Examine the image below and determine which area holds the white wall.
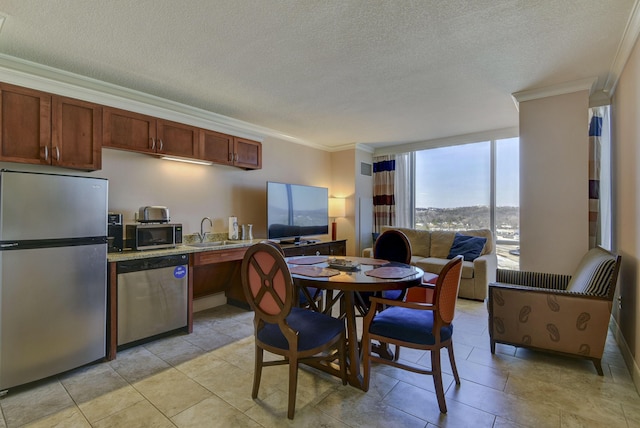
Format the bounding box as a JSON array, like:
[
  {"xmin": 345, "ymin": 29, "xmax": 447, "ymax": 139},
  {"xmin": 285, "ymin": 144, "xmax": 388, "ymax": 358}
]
[
  {"xmin": 612, "ymin": 31, "xmax": 640, "ymax": 387},
  {"xmin": 519, "ymin": 91, "xmax": 590, "ymax": 273}
]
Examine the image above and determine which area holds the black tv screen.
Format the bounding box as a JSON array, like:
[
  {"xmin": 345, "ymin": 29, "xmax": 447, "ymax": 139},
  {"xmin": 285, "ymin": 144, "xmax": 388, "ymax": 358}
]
[{"xmin": 267, "ymin": 181, "xmax": 329, "ymax": 242}]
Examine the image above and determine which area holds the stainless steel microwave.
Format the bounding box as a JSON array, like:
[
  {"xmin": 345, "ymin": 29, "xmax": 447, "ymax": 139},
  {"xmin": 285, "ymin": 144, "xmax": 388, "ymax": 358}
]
[{"xmin": 126, "ymin": 223, "xmax": 183, "ymax": 250}]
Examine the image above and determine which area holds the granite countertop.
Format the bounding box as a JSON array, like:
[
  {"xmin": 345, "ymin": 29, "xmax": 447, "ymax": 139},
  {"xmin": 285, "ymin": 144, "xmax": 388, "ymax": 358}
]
[{"xmin": 107, "ymin": 234, "xmax": 258, "ymax": 262}]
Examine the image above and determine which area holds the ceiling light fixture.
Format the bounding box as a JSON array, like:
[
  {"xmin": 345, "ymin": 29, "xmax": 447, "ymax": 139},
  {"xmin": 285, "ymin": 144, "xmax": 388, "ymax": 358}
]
[{"xmin": 160, "ymin": 156, "xmax": 213, "ymax": 166}]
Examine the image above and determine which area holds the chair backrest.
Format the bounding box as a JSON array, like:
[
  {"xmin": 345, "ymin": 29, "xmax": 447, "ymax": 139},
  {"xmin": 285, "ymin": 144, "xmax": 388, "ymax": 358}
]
[
  {"xmin": 434, "ymin": 255, "xmax": 463, "ymax": 324},
  {"xmin": 373, "ymin": 229, "xmax": 412, "ymax": 264},
  {"xmin": 241, "ymin": 242, "xmax": 295, "ymax": 324},
  {"xmin": 565, "ymin": 246, "xmax": 621, "ymax": 299},
  {"xmin": 260, "ymin": 239, "xmax": 286, "ymax": 256}
]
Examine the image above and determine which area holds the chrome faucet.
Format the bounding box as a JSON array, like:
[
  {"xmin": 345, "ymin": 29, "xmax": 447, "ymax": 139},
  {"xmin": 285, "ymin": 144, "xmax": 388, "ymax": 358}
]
[{"xmin": 199, "ymin": 217, "xmax": 212, "ymax": 242}]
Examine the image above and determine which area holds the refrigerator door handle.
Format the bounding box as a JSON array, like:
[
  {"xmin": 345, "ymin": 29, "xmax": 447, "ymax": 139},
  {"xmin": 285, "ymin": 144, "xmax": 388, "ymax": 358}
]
[{"xmin": 0, "ymin": 242, "xmax": 18, "ymax": 248}]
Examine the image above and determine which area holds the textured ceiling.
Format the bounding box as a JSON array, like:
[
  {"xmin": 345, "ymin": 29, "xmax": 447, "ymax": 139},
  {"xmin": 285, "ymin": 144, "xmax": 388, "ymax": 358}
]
[{"xmin": 0, "ymin": 1, "xmax": 635, "ymax": 150}]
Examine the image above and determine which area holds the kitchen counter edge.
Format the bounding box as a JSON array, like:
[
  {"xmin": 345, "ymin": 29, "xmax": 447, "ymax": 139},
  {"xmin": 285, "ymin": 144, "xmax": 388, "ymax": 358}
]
[{"xmin": 107, "ymin": 240, "xmax": 256, "ymax": 262}]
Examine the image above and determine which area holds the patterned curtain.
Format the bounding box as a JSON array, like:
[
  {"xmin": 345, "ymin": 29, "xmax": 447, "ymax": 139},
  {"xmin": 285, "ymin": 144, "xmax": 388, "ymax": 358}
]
[
  {"xmin": 588, "ymin": 108, "xmax": 602, "ymax": 249},
  {"xmin": 373, "ymin": 155, "xmax": 396, "ymax": 232},
  {"xmin": 394, "ymin": 152, "xmax": 412, "ymax": 228}
]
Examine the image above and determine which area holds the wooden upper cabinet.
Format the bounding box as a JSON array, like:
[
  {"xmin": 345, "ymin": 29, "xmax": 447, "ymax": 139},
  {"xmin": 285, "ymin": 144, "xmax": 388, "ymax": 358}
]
[
  {"xmin": 156, "ymin": 119, "xmax": 198, "ymax": 158},
  {"xmin": 233, "ymin": 137, "xmax": 262, "ymax": 169},
  {"xmin": 104, "ymin": 108, "xmax": 198, "ymax": 159},
  {"xmin": 52, "ymin": 96, "xmax": 102, "ymax": 171},
  {"xmin": 0, "ymin": 83, "xmax": 52, "ymax": 166},
  {"xmin": 200, "ymin": 129, "xmax": 234, "ymax": 165},
  {"xmin": 103, "ymin": 107, "xmax": 156, "ymax": 153},
  {"xmin": 0, "ymin": 83, "xmax": 101, "ymax": 171},
  {"xmin": 199, "ymin": 131, "xmax": 261, "ymax": 169}
]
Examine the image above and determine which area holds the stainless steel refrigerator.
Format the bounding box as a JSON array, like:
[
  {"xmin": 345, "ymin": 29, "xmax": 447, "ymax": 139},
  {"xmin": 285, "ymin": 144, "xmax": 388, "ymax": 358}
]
[{"xmin": 0, "ymin": 170, "xmax": 108, "ymax": 390}]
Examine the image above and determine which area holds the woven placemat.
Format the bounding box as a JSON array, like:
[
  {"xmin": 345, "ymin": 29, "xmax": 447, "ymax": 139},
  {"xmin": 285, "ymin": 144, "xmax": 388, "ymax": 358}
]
[
  {"xmin": 287, "ymin": 256, "xmax": 328, "ymax": 265},
  {"xmin": 364, "ymin": 266, "xmax": 417, "ymax": 279},
  {"xmin": 290, "ymin": 265, "xmax": 340, "ymax": 277}
]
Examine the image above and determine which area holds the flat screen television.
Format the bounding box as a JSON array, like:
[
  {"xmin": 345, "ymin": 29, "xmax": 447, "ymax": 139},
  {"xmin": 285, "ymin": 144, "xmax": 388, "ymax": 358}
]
[{"xmin": 266, "ymin": 181, "xmax": 329, "ymax": 243}]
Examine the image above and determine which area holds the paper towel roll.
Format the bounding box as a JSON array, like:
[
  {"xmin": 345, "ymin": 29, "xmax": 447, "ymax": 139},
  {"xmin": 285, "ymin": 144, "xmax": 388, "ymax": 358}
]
[{"xmin": 228, "ymin": 216, "xmax": 238, "ymax": 240}]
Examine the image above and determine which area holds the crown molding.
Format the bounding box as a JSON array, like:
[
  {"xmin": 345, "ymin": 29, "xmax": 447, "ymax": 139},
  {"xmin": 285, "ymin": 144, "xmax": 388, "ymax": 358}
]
[
  {"xmin": 605, "ymin": 0, "xmax": 640, "ymax": 96},
  {"xmin": 372, "ymin": 127, "xmax": 519, "ymax": 156},
  {"xmin": 0, "ymin": 53, "xmax": 331, "ymax": 150},
  {"xmin": 511, "ymin": 77, "xmax": 597, "ymax": 110}
]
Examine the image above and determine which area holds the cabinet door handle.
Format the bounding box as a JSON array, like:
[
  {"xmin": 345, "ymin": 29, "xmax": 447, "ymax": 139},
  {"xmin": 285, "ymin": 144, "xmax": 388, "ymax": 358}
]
[
  {"xmin": 159, "ymin": 139, "xmax": 163, "ymax": 151},
  {"xmin": 234, "ymin": 153, "xmax": 238, "ymax": 162},
  {"xmin": 53, "ymin": 146, "xmax": 60, "ymax": 161},
  {"xmin": 150, "ymin": 138, "xmax": 156, "ymax": 150},
  {"xmin": 44, "ymin": 146, "xmax": 48, "ymax": 161}
]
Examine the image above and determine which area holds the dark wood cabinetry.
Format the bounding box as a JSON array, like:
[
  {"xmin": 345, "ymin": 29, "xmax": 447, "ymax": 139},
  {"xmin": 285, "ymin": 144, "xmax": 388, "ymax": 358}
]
[
  {"xmin": 192, "ymin": 247, "xmax": 248, "ymax": 301},
  {"xmin": 0, "ymin": 83, "xmax": 101, "ymax": 171},
  {"xmin": 281, "ymin": 240, "xmax": 347, "ymax": 257},
  {"xmin": 103, "ymin": 108, "xmax": 198, "ymax": 159},
  {"xmin": 199, "ymin": 130, "xmax": 262, "ymax": 169},
  {"xmin": 233, "ymin": 137, "xmax": 262, "ymax": 169},
  {"xmin": 105, "ymin": 107, "xmax": 260, "ymax": 169},
  {"xmin": 52, "ymin": 96, "xmax": 102, "ymax": 170},
  {"xmin": 103, "ymin": 108, "xmax": 156, "ymax": 153},
  {"xmin": 200, "ymin": 128, "xmax": 234, "ymax": 165},
  {"xmin": 1, "ymin": 82, "xmax": 260, "ymax": 171}
]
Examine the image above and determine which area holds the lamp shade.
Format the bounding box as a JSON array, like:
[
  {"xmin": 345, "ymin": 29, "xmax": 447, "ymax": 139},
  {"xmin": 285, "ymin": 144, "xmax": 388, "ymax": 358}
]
[{"xmin": 329, "ymin": 197, "xmax": 346, "ymax": 218}]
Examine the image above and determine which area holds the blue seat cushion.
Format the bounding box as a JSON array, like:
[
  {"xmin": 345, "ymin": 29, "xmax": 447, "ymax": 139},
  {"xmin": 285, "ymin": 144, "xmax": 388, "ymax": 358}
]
[
  {"xmin": 369, "ymin": 306, "xmax": 452, "ymax": 345},
  {"xmin": 382, "ymin": 289, "xmax": 403, "ymax": 300},
  {"xmin": 258, "ymin": 307, "xmax": 343, "ymax": 351}
]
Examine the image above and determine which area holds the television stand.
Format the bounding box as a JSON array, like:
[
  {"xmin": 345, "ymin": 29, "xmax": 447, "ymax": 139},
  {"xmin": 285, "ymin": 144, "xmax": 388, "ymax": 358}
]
[
  {"xmin": 280, "ymin": 239, "xmax": 346, "ymax": 257},
  {"xmin": 278, "ymin": 237, "xmax": 320, "ymax": 245}
]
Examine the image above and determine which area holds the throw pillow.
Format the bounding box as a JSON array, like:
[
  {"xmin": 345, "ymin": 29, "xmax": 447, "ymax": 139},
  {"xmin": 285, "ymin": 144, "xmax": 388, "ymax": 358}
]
[{"xmin": 448, "ymin": 233, "xmax": 487, "ymax": 262}]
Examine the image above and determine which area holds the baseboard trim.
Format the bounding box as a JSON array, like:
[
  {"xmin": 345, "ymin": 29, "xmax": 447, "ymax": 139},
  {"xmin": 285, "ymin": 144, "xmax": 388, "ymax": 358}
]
[
  {"xmin": 193, "ymin": 293, "xmax": 227, "ymax": 312},
  {"xmin": 610, "ymin": 316, "xmax": 640, "ymax": 391}
]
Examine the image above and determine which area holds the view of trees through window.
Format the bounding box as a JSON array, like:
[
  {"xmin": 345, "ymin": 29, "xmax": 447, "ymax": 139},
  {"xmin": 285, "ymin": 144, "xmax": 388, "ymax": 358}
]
[{"xmin": 414, "ymin": 138, "xmax": 519, "ymax": 269}]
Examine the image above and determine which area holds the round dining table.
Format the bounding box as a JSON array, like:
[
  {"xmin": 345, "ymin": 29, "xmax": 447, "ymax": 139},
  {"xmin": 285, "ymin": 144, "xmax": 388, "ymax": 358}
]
[{"xmin": 286, "ymin": 255, "xmax": 424, "ymax": 390}]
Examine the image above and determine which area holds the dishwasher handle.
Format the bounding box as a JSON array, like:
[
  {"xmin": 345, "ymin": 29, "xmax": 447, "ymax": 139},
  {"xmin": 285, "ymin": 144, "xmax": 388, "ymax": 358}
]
[{"xmin": 117, "ymin": 254, "xmax": 188, "ymax": 274}]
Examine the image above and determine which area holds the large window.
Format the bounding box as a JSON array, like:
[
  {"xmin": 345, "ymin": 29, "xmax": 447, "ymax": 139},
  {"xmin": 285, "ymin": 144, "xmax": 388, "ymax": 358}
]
[{"xmin": 413, "ymin": 138, "xmax": 519, "ymax": 269}]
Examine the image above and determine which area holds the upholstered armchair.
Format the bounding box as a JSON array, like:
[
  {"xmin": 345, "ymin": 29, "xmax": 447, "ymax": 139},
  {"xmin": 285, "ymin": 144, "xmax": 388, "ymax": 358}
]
[{"xmin": 487, "ymin": 246, "xmax": 621, "ymax": 375}]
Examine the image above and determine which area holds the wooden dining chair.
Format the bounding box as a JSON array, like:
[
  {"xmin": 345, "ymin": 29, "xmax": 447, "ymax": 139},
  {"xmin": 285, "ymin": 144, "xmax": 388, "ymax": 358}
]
[
  {"xmin": 241, "ymin": 242, "xmax": 347, "ymax": 419},
  {"xmin": 260, "ymin": 240, "xmax": 323, "ymax": 311},
  {"xmin": 362, "ymin": 255, "xmax": 464, "ymax": 413},
  {"xmin": 355, "ymin": 229, "xmax": 413, "ymax": 314}
]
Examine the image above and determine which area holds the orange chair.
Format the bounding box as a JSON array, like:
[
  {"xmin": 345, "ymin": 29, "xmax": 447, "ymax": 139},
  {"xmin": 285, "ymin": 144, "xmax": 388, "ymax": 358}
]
[
  {"xmin": 362, "ymin": 255, "xmax": 464, "ymax": 413},
  {"xmin": 260, "ymin": 240, "xmax": 323, "ymax": 311},
  {"xmin": 241, "ymin": 242, "xmax": 347, "ymax": 419}
]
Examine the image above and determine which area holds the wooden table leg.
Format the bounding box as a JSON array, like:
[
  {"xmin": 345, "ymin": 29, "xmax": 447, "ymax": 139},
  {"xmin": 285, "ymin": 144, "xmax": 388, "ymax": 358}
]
[{"xmin": 343, "ymin": 290, "xmax": 364, "ymax": 389}]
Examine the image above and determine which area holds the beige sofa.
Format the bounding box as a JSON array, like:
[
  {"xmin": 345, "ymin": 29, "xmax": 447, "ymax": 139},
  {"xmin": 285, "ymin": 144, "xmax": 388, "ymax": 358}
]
[{"xmin": 363, "ymin": 226, "xmax": 497, "ymax": 301}]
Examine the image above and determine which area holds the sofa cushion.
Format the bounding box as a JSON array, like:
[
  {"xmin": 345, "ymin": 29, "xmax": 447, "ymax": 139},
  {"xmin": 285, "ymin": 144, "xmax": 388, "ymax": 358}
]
[
  {"xmin": 448, "ymin": 233, "xmax": 487, "ymax": 261},
  {"xmin": 430, "ymin": 231, "xmax": 456, "ymax": 258},
  {"xmin": 381, "ymin": 226, "xmax": 431, "ymax": 257},
  {"xmin": 415, "ymin": 257, "xmax": 475, "ymax": 279},
  {"xmin": 566, "ymin": 247, "xmax": 618, "ymax": 296}
]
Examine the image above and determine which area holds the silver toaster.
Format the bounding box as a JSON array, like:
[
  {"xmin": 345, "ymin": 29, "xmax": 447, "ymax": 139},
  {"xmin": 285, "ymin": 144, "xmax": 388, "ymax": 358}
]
[{"xmin": 138, "ymin": 206, "xmax": 170, "ymax": 223}]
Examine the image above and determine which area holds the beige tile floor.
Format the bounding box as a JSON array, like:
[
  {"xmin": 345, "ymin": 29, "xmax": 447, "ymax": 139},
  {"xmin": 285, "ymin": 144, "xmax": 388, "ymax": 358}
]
[{"xmin": 1, "ymin": 299, "xmax": 638, "ymax": 427}]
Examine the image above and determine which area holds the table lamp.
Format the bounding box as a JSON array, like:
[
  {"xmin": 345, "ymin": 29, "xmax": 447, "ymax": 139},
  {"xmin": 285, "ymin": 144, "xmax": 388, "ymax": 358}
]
[{"xmin": 329, "ymin": 197, "xmax": 346, "ymax": 241}]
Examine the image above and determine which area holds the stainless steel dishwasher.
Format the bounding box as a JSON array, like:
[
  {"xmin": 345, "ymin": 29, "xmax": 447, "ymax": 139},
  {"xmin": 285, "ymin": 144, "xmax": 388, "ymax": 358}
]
[{"xmin": 117, "ymin": 253, "xmax": 188, "ymax": 347}]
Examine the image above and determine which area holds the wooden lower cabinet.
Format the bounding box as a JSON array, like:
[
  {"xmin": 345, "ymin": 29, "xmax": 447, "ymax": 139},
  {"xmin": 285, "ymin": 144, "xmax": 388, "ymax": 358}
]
[
  {"xmin": 281, "ymin": 240, "xmax": 347, "ymax": 257},
  {"xmin": 192, "ymin": 247, "xmax": 249, "ymax": 306}
]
